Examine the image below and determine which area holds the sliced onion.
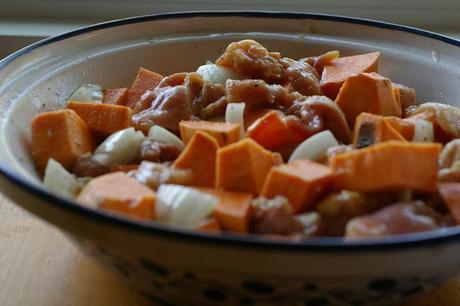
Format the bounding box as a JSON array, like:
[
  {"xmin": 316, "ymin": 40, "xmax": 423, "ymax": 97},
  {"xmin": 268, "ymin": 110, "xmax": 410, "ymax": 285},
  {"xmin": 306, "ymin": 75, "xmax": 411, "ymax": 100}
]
[
  {"xmin": 156, "ymin": 184, "xmax": 218, "ymax": 229},
  {"xmin": 405, "ymin": 118, "xmax": 434, "ymax": 142},
  {"xmin": 148, "ymin": 125, "xmax": 185, "ymax": 150},
  {"xmin": 225, "ymin": 102, "xmax": 245, "ymax": 138},
  {"xmin": 93, "ymin": 127, "xmax": 145, "ymax": 167},
  {"xmin": 68, "ymin": 83, "xmax": 103, "ymax": 103},
  {"xmin": 43, "ymin": 159, "xmax": 80, "ymax": 199},
  {"xmin": 288, "ymin": 130, "xmax": 339, "ymax": 163},
  {"xmin": 196, "ymin": 63, "xmax": 245, "ymax": 85}
]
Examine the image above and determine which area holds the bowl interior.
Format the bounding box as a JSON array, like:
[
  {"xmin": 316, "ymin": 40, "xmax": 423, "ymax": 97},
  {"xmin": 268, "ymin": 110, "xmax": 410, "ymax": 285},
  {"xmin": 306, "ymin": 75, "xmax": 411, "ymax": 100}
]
[{"xmin": 1, "ymin": 12, "xmax": 460, "ymax": 233}]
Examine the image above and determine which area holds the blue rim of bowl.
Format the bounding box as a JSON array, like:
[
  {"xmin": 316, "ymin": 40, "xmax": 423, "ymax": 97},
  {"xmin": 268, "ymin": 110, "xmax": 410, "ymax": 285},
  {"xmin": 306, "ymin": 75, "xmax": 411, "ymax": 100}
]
[{"xmin": 1, "ymin": 11, "xmax": 460, "ymax": 251}]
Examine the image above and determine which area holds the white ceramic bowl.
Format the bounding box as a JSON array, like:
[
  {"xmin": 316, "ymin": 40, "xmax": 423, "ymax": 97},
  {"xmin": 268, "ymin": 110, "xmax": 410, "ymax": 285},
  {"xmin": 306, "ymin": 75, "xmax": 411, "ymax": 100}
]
[{"xmin": 1, "ymin": 12, "xmax": 460, "ymax": 306}]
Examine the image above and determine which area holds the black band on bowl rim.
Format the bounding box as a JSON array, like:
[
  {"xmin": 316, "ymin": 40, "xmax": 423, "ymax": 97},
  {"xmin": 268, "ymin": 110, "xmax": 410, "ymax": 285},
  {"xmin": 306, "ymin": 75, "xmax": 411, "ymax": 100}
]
[{"xmin": 1, "ymin": 11, "xmax": 460, "ymax": 252}]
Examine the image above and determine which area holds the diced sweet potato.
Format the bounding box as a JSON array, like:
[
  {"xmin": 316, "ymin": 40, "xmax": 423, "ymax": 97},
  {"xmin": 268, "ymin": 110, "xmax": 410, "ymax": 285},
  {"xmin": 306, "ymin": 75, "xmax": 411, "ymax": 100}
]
[
  {"xmin": 179, "ymin": 120, "xmax": 240, "ymax": 147},
  {"xmin": 125, "ymin": 67, "xmax": 163, "ymax": 108},
  {"xmin": 246, "ymin": 110, "xmax": 305, "ymax": 150},
  {"xmin": 173, "ymin": 131, "xmax": 219, "ymax": 187},
  {"xmin": 102, "ymin": 87, "xmax": 129, "ymax": 105},
  {"xmin": 335, "ymin": 72, "xmax": 402, "ymax": 126},
  {"xmin": 31, "ymin": 109, "xmax": 95, "ymax": 172},
  {"xmin": 383, "ymin": 116, "xmax": 415, "ymax": 140},
  {"xmin": 67, "ymin": 101, "xmax": 132, "ymax": 134},
  {"xmin": 353, "ymin": 113, "xmax": 406, "ymax": 148},
  {"xmin": 216, "ymin": 138, "xmax": 274, "ymax": 195},
  {"xmin": 200, "ymin": 188, "xmax": 253, "ymax": 233},
  {"xmin": 77, "ymin": 172, "xmax": 156, "ymax": 219},
  {"xmin": 261, "ymin": 160, "xmax": 334, "ymax": 213},
  {"xmin": 437, "ymin": 182, "xmax": 460, "ymax": 225},
  {"xmin": 321, "ymin": 52, "xmax": 380, "ymax": 99},
  {"xmin": 330, "ymin": 141, "xmax": 442, "ymax": 192},
  {"xmin": 244, "ymin": 108, "xmax": 272, "ymax": 129}
]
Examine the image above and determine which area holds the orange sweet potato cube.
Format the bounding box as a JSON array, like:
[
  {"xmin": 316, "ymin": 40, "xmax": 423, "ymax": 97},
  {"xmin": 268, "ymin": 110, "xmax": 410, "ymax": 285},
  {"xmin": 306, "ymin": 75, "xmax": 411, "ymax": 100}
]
[
  {"xmin": 31, "ymin": 109, "xmax": 95, "ymax": 172},
  {"xmin": 125, "ymin": 67, "xmax": 163, "ymax": 108},
  {"xmin": 180, "ymin": 120, "xmax": 240, "ymax": 147},
  {"xmin": 77, "ymin": 172, "xmax": 156, "ymax": 219},
  {"xmin": 102, "ymin": 87, "xmax": 129, "ymax": 105},
  {"xmin": 173, "ymin": 131, "xmax": 219, "ymax": 187},
  {"xmin": 383, "ymin": 116, "xmax": 414, "ymax": 141},
  {"xmin": 321, "ymin": 52, "xmax": 380, "ymax": 99},
  {"xmin": 330, "ymin": 142, "xmax": 441, "ymax": 192},
  {"xmin": 67, "ymin": 101, "xmax": 132, "ymax": 134},
  {"xmin": 353, "ymin": 113, "xmax": 406, "ymax": 148},
  {"xmin": 201, "ymin": 188, "xmax": 253, "ymax": 233},
  {"xmin": 261, "ymin": 160, "xmax": 334, "ymax": 213},
  {"xmin": 216, "ymin": 138, "xmax": 274, "ymax": 195},
  {"xmin": 335, "ymin": 72, "xmax": 401, "ymax": 127}
]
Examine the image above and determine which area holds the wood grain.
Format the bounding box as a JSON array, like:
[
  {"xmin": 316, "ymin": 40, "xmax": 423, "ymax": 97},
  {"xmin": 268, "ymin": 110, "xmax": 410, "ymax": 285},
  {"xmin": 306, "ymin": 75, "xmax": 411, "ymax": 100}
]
[{"xmin": 0, "ymin": 192, "xmax": 459, "ymax": 306}]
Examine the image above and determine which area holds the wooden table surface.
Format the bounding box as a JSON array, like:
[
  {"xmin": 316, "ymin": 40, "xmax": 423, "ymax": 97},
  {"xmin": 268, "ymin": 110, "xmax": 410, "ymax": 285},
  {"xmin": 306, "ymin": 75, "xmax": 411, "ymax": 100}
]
[{"xmin": 0, "ymin": 193, "xmax": 459, "ymax": 306}]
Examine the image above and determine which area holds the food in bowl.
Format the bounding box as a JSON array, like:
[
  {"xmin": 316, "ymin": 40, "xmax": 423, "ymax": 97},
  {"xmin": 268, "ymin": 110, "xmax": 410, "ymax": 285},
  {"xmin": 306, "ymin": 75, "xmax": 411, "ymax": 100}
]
[{"xmin": 30, "ymin": 39, "xmax": 460, "ymax": 239}]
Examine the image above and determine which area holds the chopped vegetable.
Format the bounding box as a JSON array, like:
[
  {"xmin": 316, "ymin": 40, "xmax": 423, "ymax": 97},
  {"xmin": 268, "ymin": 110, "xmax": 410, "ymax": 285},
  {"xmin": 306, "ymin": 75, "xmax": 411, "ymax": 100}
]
[
  {"xmin": 77, "ymin": 172, "xmax": 156, "ymax": 219},
  {"xmin": 125, "ymin": 67, "xmax": 163, "ymax": 108},
  {"xmin": 173, "ymin": 131, "xmax": 219, "ymax": 187},
  {"xmin": 353, "ymin": 113, "xmax": 406, "ymax": 148},
  {"xmin": 156, "ymin": 184, "xmax": 218, "ymax": 229},
  {"xmin": 321, "ymin": 52, "xmax": 380, "ymax": 99},
  {"xmin": 196, "ymin": 63, "xmax": 245, "ymax": 85},
  {"xmin": 92, "ymin": 127, "xmax": 144, "ymax": 167},
  {"xmin": 383, "ymin": 116, "xmax": 415, "ymax": 140},
  {"xmin": 262, "ymin": 159, "xmax": 335, "ymax": 213},
  {"xmin": 216, "ymin": 138, "xmax": 275, "ymax": 195},
  {"xmin": 179, "ymin": 120, "xmax": 240, "ymax": 147},
  {"xmin": 43, "ymin": 159, "xmax": 80, "ymax": 199},
  {"xmin": 225, "ymin": 102, "xmax": 246, "ymax": 138},
  {"xmin": 67, "ymin": 101, "xmax": 132, "ymax": 134},
  {"xmin": 201, "ymin": 188, "xmax": 253, "ymax": 233},
  {"xmin": 405, "ymin": 118, "xmax": 434, "ymax": 142},
  {"xmin": 407, "ymin": 102, "xmax": 460, "ymax": 143},
  {"xmin": 288, "ymin": 130, "xmax": 339, "ymax": 163},
  {"xmin": 102, "ymin": 87, "xmax": 129, "ymax": 105},
  {"xmin": 148, "ymin": 125, "xmax": 185, "ymax": 150},
  {"xmin": 247, "ymin": 110, "xmax": 305, "ymax": 150},
  {"xmin": 331, "ymin": 141, "xmax": 442, "ymax": 192},
  {"xmin": 68, "ymin": 83, "xmax": 103, "ymax": 103},
  {"xmin": 335, "ymin": 72, "xmax": 402, "ymax": 126},
  {"xmin": 31, "ymin": 109, "xmax": 95, "ymax": 172}
]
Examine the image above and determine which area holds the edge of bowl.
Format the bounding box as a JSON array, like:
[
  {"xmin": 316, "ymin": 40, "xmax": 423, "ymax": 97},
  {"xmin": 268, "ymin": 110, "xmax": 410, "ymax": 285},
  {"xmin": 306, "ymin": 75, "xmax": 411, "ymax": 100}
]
[{"xmin": 1, "ymin": 10, "xmax": 460, "ymax": 252}]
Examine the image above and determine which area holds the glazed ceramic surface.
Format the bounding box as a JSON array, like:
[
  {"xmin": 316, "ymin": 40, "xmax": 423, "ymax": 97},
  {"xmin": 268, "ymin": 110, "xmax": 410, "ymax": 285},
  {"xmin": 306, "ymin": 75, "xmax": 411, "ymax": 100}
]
[{"xmin": 1, "ymin": 12, "xmax": 460, "ymax": 306}]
